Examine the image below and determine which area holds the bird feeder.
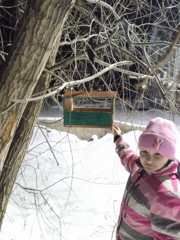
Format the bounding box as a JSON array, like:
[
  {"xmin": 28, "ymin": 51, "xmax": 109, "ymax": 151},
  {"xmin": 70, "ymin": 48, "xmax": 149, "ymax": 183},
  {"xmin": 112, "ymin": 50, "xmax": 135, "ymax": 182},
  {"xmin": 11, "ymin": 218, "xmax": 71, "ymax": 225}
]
[{"xmin": 63, "ymin": 90, "xmax": 117, "ymax": 128}]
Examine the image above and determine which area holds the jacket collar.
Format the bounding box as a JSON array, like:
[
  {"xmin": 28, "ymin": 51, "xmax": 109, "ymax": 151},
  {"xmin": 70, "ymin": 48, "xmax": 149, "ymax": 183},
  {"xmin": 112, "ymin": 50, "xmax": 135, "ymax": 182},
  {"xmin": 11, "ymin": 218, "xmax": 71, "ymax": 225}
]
[
  {"xmin": 137, "ymin": 159, "xmax": 179, "ymax": 177},
  {"xmin": 153, "ymin": 159, "xmax": 179, "ymax": 177}
]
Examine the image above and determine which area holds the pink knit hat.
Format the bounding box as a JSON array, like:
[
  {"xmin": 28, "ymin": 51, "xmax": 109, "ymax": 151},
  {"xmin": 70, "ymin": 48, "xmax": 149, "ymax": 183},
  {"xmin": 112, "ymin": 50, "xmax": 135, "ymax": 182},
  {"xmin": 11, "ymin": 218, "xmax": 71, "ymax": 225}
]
[{"xmin": 138, "ymin": 117, "xmax": 177, "ymax": 159}]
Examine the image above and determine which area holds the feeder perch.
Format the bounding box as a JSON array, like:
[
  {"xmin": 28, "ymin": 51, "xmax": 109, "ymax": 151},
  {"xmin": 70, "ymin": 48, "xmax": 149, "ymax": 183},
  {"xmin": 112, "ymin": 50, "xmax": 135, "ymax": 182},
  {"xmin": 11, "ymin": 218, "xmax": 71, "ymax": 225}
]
[{"xmin": 63, "ymin": 90, "xmax": 117, "ymax": 128}]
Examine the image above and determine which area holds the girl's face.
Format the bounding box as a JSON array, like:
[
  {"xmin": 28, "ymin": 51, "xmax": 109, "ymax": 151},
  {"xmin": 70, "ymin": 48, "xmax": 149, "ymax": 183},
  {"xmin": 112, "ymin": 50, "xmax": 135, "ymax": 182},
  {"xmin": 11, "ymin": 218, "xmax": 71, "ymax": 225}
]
[{"xmin": 139, "ymin": 150, "xmax": 169, "ymax": 173}]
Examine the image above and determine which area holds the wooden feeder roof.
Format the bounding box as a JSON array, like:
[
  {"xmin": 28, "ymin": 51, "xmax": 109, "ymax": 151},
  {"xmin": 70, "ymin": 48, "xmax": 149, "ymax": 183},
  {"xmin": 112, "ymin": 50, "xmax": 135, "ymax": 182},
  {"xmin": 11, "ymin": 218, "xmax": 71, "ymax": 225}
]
[{"xmin": 64, "ymin": 90, "xmax": 117, "ymax": 98}]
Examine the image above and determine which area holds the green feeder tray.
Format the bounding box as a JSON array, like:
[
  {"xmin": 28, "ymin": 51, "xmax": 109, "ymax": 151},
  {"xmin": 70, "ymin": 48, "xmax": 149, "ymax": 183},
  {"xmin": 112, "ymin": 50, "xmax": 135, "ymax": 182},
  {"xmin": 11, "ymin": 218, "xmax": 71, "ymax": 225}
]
[{"xmin": 63, "ymin": 90, "xmax": 117, "ymax": 128}]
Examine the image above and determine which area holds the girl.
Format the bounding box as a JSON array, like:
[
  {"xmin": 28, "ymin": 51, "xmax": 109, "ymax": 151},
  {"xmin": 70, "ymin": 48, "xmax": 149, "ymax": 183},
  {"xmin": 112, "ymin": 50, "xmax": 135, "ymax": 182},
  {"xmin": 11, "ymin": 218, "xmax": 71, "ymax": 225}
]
[{"xmin": 113, "ymin": 117, "xmax": 180, "ymax": 240}]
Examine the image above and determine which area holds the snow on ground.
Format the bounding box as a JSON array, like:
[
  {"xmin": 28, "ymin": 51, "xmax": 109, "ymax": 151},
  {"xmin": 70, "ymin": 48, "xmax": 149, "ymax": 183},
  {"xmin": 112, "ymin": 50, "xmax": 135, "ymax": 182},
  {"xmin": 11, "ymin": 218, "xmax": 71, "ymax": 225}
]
[
  {"xmin": 1, "ymin": 126, "xmax": 142, "ymax": 240},
  {"xmin": 1, "ymin": 112, "xmax": 180, "ymax": 240}
]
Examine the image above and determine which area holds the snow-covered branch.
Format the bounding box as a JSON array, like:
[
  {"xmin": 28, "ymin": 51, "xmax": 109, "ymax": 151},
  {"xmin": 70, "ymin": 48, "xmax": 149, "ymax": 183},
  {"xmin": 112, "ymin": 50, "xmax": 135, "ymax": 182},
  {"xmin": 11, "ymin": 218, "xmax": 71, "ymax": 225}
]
[{"xmin": 12, "ymin": 61, "xmax": 128, "ymax": 103}]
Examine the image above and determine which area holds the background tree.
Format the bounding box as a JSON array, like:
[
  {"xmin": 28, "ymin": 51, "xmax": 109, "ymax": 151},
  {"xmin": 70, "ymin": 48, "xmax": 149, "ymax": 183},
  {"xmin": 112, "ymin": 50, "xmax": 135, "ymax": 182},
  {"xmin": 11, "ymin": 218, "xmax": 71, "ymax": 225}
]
[{"xmin": 45, "ymin": 0, "xmax": 180, "ymax": 111}]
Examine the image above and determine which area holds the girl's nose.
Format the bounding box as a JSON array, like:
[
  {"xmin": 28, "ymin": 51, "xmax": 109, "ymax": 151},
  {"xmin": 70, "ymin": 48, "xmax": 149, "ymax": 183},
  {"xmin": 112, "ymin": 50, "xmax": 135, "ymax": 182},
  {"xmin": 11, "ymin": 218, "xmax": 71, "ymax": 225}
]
[{"xmin": 145, "ymin": 155, "xmax": 153, "ymax": 163}]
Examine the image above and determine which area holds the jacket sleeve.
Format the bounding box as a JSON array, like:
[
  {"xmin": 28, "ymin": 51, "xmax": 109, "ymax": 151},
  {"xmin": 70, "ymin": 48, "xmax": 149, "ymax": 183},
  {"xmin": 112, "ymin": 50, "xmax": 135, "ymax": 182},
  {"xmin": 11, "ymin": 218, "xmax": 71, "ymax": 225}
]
[
  {"xmin": 114, "ymin": 135, "xmax": 139, "ymax": 173},
  {"xmin": 150, "ymin": 181, "xmax": 180, "ymax": 240}
]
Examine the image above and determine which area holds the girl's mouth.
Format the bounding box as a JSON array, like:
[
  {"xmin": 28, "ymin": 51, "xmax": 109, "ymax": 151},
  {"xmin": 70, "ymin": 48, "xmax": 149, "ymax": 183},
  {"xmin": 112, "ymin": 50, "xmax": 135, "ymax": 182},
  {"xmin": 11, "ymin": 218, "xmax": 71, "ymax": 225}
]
[{"xmin": 144, "ymin": 164, "xmax": 153, "ymax": 170}]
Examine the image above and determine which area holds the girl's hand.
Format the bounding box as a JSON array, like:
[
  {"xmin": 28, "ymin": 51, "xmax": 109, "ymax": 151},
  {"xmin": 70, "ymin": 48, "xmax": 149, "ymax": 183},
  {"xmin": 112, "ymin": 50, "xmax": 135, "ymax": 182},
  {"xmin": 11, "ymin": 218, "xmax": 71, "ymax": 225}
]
[{"xmin": 112, "ymin": 124, "xmax": 121, "ymax": 136}]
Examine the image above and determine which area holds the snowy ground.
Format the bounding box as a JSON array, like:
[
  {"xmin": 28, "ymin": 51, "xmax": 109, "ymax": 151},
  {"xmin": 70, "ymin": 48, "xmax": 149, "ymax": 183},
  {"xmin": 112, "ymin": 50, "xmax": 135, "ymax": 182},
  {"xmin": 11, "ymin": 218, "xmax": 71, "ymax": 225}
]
[
  {"xmin": 1, "ymin": 110, "xmax": 180, "ymax": 240},
  {"xmin": 1, "ymin": 126, "xmax": 142, "ymax": 240}
]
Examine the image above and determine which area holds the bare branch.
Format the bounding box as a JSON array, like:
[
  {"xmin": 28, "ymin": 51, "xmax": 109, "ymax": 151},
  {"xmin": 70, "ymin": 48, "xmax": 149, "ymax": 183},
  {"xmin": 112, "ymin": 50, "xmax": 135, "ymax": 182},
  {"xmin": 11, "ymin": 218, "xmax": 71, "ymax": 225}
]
[
  {"xmin": 84, "ymin": 0, "xmax": 120, "ymax": 20},
  {"xmin": 95, "ymin": 59, "xmax": 154, "ymax": 79},
  {"xmin": 12, "ymin": 61, "xmax": 131, "ymax": 103}
]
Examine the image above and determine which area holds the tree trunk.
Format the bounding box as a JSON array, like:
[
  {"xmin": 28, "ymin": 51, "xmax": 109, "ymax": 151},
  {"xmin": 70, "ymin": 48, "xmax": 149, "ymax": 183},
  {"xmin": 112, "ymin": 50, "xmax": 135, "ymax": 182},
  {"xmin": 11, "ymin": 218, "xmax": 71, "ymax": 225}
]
[
  {"xmin": 0, "ymin": 0, "xmax": 75, "ymax": 170},
  {"xmin": 0, "ymin": 36, "xmax": 61, "ymax": 228},
  {"xmin": 0, "ymin": 0, "xmax": 76, "ymax": 227},
  {"xmin": 0, "ymin": 76, "xmax": 46, "ymax": 228}
]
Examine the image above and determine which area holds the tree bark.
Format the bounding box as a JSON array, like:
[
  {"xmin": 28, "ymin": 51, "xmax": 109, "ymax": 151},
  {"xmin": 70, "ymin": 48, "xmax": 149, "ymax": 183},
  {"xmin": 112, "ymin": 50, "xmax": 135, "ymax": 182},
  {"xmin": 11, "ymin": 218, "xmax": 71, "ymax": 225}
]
[
  {"xmin": 0, "ymin": 0, "xmax": 75, "ymax": 170},
  {"xmin": 0, "ymin": 33, "xmax": 62, "ymax": 228}
]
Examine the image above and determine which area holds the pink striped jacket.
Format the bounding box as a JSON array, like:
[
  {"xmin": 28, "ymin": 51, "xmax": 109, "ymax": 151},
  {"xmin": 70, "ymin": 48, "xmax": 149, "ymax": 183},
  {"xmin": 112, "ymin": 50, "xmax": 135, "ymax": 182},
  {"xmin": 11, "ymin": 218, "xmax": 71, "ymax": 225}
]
[{"xmin": 115, "ymin": 135, "xmax": 180, "ymax": 240}]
